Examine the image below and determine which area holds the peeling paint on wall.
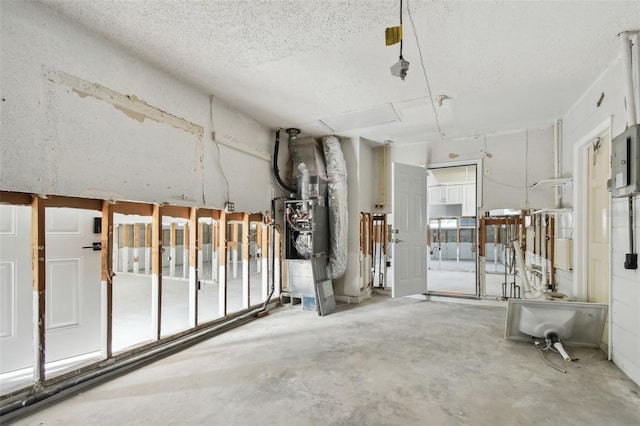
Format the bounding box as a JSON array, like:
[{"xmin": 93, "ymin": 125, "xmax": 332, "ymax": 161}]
[{"xmin": 45, "ymin": 67, "xmax": 203, "ymax": 137}]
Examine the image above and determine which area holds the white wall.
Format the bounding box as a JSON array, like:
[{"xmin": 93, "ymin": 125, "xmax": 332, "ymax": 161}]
[
  {"xmin": 561, "ymin": 49, "xmax": 640, "ymax": 385},
  {"xmin": 0, "ymin": 1, "xmax": 274, "ymax": 213},
  {"xmin": 358, "ymin": 139, "xmax": 375, "ymax": 213},
  {"xmin": 389, "ymin": 128, "xmax": 555, "ymax": 211}
]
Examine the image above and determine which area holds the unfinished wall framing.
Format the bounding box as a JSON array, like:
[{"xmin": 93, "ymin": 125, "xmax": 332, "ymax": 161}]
[{"xmin": 0, "ymin": 190, "xmax": 276, "ymax": 415}]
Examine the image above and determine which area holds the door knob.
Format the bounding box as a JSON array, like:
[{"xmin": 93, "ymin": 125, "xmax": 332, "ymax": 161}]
[{"xmin": 82, "ymin": 242, "xmax": 102, "ymax": 251}]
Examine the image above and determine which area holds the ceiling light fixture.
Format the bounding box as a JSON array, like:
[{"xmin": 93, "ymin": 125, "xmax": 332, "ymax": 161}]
[{"xmin": 386, "ymin": 0, "xmax": 409, "ymax": 80}]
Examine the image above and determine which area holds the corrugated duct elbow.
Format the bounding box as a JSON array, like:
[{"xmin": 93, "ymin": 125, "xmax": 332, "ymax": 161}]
[{"xmin": 322, "ymin": 135, "xmax": 348, "ymax": 279}]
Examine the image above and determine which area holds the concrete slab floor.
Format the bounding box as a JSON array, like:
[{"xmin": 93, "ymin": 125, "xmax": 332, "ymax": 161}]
[{"xmin": 8, "ymin": 296, "xmax": 640, "ymax": 425}]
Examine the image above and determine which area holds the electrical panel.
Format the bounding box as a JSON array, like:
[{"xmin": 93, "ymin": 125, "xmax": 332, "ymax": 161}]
[{"xmin": 611, "ymin": 124, "xmax": 640, "ymax": 198}]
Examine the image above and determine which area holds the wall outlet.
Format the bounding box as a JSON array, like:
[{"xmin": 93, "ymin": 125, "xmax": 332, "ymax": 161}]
[{"xmin": 225, "ymin": 202, "xmax": 235, "ymax": 212}]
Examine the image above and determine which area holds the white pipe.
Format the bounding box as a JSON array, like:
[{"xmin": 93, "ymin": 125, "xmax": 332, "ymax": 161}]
[
  {"xmin": 553, "ymin": 120, "xmax": 562, "ymax": 209},
  {"xmin": 620, "ymin": 32, "xmax": 638, "ymax": 127},
  {"xmin": 554, "ymin": 342, "xmax": 571, "ymax": 362},
  {"xmin": 553, "ymin": 121, "xmax": 559, "ymax": 208},
  {"xmin": 513, "ymin": 241, "xmax": 543, "ymax": 298}
]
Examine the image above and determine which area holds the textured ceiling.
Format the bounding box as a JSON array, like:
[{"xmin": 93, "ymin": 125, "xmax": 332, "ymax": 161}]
[{"xmin": 40, "ymin": 0, "xmax": 640, "ymax": 144}]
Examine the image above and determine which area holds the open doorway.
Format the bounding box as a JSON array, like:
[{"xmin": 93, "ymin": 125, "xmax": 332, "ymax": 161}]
[{"xmin": 426, "ymin": 164, "xmax": 478, "ymax": 296}]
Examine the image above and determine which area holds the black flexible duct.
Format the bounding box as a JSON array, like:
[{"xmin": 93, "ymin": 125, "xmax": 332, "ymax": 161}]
[{"xmin": 273, "ymin": 129, "xmax": 297, "ymax": 194}]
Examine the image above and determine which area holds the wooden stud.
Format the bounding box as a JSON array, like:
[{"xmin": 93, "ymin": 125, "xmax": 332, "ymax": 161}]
[
  {"xmin": 479, "ymin": 217, "xmax": 486, "ymax": 257},
  {"xmin": 382, "ymin": 214, "xmax": 388, "ymax": 256},
  {"xmin": 145, "ymin": 223, "xmax": 152, "ymax": 275},
  {"xmin": 133, "ymin": 223, "xmax": 140, "ymax": 273},
  {"xmin": 122, "ymin": 224, "xmax": 130, "ymax": 273},
  {"xmin": 44, "ymin": 195, "xmax": 102, "ymax": 211},
  {"xmin": 359, "ymin": 213, "xmax": 364, "ymax": 254},
  {"xmin": 188, "ymin": 207, "xmax": 198, "ymax": 327},
  {"xmin": 231, "ymin": 221, "xmax": 239, "ymax": 278},
  {"xmin": 169, "ymin": 223, "xmax": 176, "ymax": 278},
  {"xmin": 151, "ymin": 205, "xmax": 162, "ymax": 340},
  {"xmin": 242, "ymin": 213, "xmax": 250, "ymax": 309},
  {"xmin": 260, "ymin": 222, "xmax": 269, "ymax": 301},
  {"xmin": 122, "ymin": 224, "xmax": 130, "ymax": 247},
  {"xmin": 218, "ymin": 211, "xmax": 227, "ymax": 317},
  {"xmin": 31, "ymin": 196, "xmax": 46, "ymax": 383},
  {"xmin": 100, "ymin": 201, "xmax": 114, "ymax": 358}
]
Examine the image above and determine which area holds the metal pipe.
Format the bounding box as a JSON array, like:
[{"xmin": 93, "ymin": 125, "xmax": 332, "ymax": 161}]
[
  {"xmin": 620, "ymin": 32, "xmax": 638, "ymax": 127},
  {"xmin": 630, "ymin": 197, "xmax": 635, "ymax": 254},
  {"xmin": 1, "ymin": 302, "xmax": 277, "ymax": 420}
]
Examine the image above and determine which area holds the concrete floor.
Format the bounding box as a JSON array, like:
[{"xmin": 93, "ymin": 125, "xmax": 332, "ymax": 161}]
[{"xmin": 8, "ymin": 296, "xmax": 640, "ymax": 426}]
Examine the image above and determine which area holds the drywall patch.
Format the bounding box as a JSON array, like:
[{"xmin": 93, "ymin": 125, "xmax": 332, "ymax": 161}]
[
  {"xmin": 448, "ymin": 153, "xmax": 459, "ymax": 159},
  {"xmin": 45, "ymin": 67, "xmax": 203, "ymax": 137}
]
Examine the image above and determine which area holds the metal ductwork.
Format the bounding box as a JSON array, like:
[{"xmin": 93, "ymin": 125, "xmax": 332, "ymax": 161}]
[
  {"xmin": 323, "ymin": 135, "xmax": 348, "ymax": 279},
  {"xmin": 273, "ymin": 128, "xmax": 347, "ymax": 315}
]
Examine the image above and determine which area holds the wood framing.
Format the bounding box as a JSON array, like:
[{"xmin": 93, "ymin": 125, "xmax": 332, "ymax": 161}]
[
  {"xmin": 169, "ymin": 222, "xmax": 176, "ymax": 278},
  {"xmin": 218, "ymin": 210, "xmax": 227, "ymax": 317},
  {"xmin": 113, "ymin": 201, "xmax": 154, "ymax": 217},
  {"xmin": 163, "ymin": 205, "xmax": 190, "ymax": 219},
  {"xmin": 0, "ymin": 190, "xmax": 32, "ymax": 205},
  {"xmin": 242, "ymin": 212, "xmax": 250, "ymax": 309},
  {"xmin": 122, "ymin": 223, "xmax": 130, "ymax": 249},
  {"xmin": 248, "ymin": 213, "xmax": 262, "ymax": 223},
  {"xmin": 101, "ymin": 201, "xmax": 114, "ymax": 358},
  {"xmin": 479, "ymin": 217, "xmax": 486, "ymax": 257},
  {"xmin": 31, "ymin": 196, "xmax": 46, "ymax": 383},
  {"xmin": 260, "ymin": 221, "xmax": 269, "ymax": 301},
  {"xmin": 188, "ymin": 207, "xmax": 198, "ymax": 327},
  {"xmin": 151, "ymin": 204, "xmax": 162, "ymax": 340},
  {"xmin": 226, "ymin": 212, "xmax": 243, "ymax": 222}
]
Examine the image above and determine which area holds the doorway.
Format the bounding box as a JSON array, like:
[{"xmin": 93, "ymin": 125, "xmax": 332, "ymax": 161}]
[
  {"xmin": 426, "ymin": 164, "xmax": 478, "ymax": 296},
  {"xmin": 586, "ymin": 133, "xmax": 610, "ymax": 351}
]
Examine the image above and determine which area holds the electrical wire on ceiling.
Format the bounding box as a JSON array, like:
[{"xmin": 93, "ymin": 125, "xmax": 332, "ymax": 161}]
[
  {"xmin": 210, "ymin": 95, "xmax": 231, "ymax": 204},
  {"xmin": 405, "ymin": 0, "xmax": 445, "ymax": 140},
  {"xmin": 399, "ymin": 0, "xmax": 404, "ymax": 61}
]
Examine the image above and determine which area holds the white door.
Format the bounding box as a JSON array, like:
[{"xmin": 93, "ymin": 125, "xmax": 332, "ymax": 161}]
[
  {"xmin": 0, "ymin": 205, "xmax": 33, "ymax": 373},
  {"xmin": 392, "ymin": 163, "xmax": 428, "ymax": 298},
  {"xmin": 45, "ymin": 208, "xmax": 101, "ymax": 362},
  {"xmin": 587, "ymin": 136, "xmax": 610, "ymax": 351}
]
